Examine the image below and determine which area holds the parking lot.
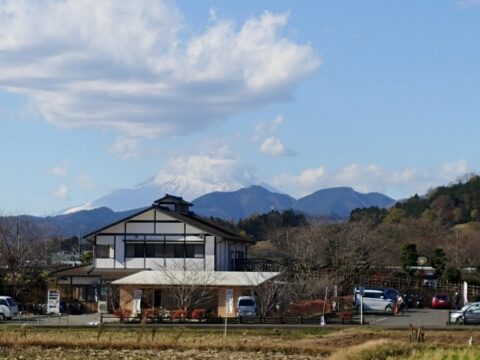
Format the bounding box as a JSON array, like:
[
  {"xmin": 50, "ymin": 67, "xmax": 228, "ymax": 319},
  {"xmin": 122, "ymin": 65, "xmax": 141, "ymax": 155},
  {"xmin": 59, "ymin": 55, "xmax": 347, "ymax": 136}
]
[
  {"xmin": 0, "ymin": 308, "xmax": 472, "ymax": 329},
  {"xmin": 364, "ymin": 308, "xmax": 452, "ymax": 328}
]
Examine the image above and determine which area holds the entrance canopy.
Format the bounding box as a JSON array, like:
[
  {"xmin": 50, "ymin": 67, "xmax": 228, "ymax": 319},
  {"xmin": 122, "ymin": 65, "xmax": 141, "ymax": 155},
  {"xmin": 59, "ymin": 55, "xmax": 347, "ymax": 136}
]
[{"xmin": 112, "ymin": 271, "xmax": 279, "ymax": 287}]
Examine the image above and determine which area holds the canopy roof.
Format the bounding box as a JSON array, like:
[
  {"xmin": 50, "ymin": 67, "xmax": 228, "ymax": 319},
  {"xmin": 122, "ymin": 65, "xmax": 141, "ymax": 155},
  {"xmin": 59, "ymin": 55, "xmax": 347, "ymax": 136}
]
[{"xmin": 112, "ymin": 271, "xmax": 279, "ymax": 287}]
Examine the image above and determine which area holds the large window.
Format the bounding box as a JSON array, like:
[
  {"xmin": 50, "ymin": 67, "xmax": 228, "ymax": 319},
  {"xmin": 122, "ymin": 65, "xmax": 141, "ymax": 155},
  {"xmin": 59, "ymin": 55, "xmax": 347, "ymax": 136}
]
[
  {"xmin": 96, "ymin": 245, "xmax": 111, "ymax": 258},
  {"xmin": 125, "ymin": 243, "xmax": 144, "ymax": 257},
  {"xmin": 185, "ymin": 244, "xmax": 204, "ymax": 258},
  {"xmin": 145, "ymin": 244, "xmax": 163, "ymax": 258},
  {"xmin": 125, "ymin": 243, "xmax": 204, "ymax": 258}
]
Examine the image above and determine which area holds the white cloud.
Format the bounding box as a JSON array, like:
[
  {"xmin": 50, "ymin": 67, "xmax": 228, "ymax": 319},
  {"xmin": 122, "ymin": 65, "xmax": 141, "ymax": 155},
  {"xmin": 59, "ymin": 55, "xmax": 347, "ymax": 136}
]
[
  {"xmin": 273, "ymin": 166, "xmax": 327, "ymax": 196},
  {"xmin": 272, "ymin": 160, "xmax": 472, "ymax": 199},
  {"xmin": 50, "ymin": 183, "xmax": 69, "ymax": 199},
  {"xmin": 108, "ymin": 137, "xmax": 139, "ymax": 159},
  {"xmin": 48, "ymin": 165, "xmax": 68, "ymax": 177},
  {"xmin": 259, "ymin": 136, "xmax": 295, "ymax": 157},
  {"xmin": 253, "ymin": 114, "xmax": 294, "ymax": 157},
  {"xmin": 76, "ymin": 174, "xmax": 97, "ymax": 192},
  {"xmin": 0, "ymin": 1, "xmax": 320, "ymax": 138},
  {"xmin": 253, "ymin": 115, "xmax": 284, "ymax": 141},
  {"xmin": 153, "ymin": 151, "xmax": 256, "ymax": 189}
]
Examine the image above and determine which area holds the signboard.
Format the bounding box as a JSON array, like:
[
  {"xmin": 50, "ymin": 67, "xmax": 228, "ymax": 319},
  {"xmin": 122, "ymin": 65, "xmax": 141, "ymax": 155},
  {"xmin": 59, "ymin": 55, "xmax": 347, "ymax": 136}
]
[
  {"xmin": 225, "ymin": 288, "xmax": 234, "ymax": 314},
  {"xmin": 47, "ymin": 289, "xmax": 61, "ymax": 314}
]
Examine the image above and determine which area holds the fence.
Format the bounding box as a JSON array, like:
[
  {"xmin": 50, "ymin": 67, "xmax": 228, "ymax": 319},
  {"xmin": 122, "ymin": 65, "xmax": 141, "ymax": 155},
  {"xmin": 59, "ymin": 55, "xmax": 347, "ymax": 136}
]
[
  {"xmin": 359, "ymin": 274, "xmax": 480, "ymax": 300},
  {"xmin": 98, "ymin": 312, "xmax": 360, "ymax": 325},
  {"xmin": 2, "ymin": 313, "xmax": 72, "ymax": 325}
]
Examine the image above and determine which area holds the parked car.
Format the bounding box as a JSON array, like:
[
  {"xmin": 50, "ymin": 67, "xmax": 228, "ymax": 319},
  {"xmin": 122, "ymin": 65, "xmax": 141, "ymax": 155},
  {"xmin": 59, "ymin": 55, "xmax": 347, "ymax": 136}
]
[
  {"xmin": 450, "ymin": 302, "xmax": 480, "ymax": 324},
  {"xmin": 353, "ymin": 287, "xmax": 397, "ymax": 314},
  {"xmin": 0, "ymin": 296, "xmax": 19, "ymax": 320},
  {"xmin": 431, "ymin": 293, "xmax": 451, "ymax": 309},
  {"xmin": 237, "ymin": 296, "xmax": 257, "ymax": 317},
  {"xmin": 404, "ymin": 291, "xmax": 425, "ymax": 309}
]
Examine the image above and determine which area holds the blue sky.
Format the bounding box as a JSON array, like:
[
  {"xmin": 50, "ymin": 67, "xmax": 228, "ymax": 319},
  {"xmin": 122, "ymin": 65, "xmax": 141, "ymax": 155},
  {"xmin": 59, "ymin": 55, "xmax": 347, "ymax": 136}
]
[{"xmin": 1, "ymin": 0, "xmax": 480, "ymax": 215}]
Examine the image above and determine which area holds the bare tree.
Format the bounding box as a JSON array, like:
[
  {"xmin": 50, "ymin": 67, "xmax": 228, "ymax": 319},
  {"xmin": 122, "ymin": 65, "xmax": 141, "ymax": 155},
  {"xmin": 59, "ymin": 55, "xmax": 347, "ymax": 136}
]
[
  {"xmin": 161, "ymin": 267, "xmax": 220, "ymax": 313},
  {"xmin": 248, "ymin": 274, "xmax": 285, "ymax": 318},
  {"xmin": 323, "ymin": 220, "xmax": 395, "ymax": 294},
  {"xmin": 0, "ymin": 216, "xmax": 47, "ymax": 299},
  {"xmin": 269, "ymin": 225, "xmax": 326, "ymax": 302}
]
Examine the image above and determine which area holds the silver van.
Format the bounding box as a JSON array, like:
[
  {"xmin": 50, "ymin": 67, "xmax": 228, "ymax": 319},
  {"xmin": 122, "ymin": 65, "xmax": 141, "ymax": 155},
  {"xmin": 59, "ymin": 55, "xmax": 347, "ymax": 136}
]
[
  {"xmin": 237, "ymin": 296, "xmax": 257, "ymax": 317},
  {"xmin": 354, "ymin": 288, "xmax": 397, "ymax": 314},
  {"xmin": 0, "ymin": 296, "xmax": 19, "ymax": 320}
]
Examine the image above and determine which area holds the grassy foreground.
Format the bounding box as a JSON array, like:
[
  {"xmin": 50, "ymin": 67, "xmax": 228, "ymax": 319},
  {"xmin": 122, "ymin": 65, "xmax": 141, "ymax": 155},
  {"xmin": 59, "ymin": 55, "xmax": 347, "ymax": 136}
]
[{"xmin": 1, "ymin": 326, "xmax": 480, "ymax": 359}]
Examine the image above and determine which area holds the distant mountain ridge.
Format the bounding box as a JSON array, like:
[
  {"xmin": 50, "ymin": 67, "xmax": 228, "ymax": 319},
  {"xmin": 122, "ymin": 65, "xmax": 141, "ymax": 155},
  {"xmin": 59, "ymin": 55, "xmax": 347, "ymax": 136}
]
[
  {"xmin": 193, "ymin": 186, "xmax": 296, "ymax": 220},
  {"xmin": 294, "ymin": 187, "xmax": 395, "ymax": 219},
  {"xmin": 194, "ymin": 185, "xmax": 395, "ymax": 221},
  {"xmin": 12, "ymin": 185, "xmax": 395, "ymax": 237},
  {"xmin": 60, "ymin": 175, "xmax": 284, "ymax": 214}
]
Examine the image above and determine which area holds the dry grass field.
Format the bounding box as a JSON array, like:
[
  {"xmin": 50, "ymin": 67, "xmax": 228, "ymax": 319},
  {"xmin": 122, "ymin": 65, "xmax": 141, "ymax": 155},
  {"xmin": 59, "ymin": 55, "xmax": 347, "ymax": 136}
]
[{"xmin": 1, "ymin": 325, "xmax": 480, "ymax": 359}]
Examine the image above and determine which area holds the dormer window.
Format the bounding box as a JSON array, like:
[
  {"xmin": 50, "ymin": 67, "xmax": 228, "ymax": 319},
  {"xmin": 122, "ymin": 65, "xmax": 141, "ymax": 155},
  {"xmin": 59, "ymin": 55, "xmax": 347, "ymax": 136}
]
[{"xmin": 153, "ymin": 194, "xmax": 193, "ymax": 214}]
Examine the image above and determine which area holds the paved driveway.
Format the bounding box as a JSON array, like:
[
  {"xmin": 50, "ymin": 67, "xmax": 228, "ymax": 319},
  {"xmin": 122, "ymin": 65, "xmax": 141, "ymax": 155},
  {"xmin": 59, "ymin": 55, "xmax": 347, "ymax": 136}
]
[{"xmin": 365, "ymin": 308, "xmax": 451, "ymax": 328}]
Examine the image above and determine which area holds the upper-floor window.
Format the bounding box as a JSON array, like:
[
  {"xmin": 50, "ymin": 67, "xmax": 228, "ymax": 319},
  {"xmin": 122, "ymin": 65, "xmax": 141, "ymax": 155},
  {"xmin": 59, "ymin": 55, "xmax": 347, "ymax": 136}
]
[
  {"xmin": 125, "ymin": 243, "xmax": 204, "ymax": 258},
  {"xmin": 125, "ymin": 243, "xmax": 144, "ymax": 257}
]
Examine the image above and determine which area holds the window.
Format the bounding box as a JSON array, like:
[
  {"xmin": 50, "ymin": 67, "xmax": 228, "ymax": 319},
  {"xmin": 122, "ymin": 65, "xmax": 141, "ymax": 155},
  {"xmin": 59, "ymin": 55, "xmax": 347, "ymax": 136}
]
[
  {"xmin": 164, "ymin": 244, "xmax": 175, "ymax": 258},
  {"xmin": 145, "ymin": 244, "xmax": 163, "ymax": 258},
  {"xmin": 125, "ymin": 243, "xmax": 144, "ymax": 257},
  {"xmin": 126, "ymin": 243, "xmax": 205, "ymax": 258},
  {"xmin": 364, "ymin": 291, "xmax": 384, "ymax": 299},
  {"xmin": 238, "ymin": 299, "xmax": 255, "ymax": 307},
  {"xmin": 96, "ymin": 245, "xmax": 111, "ymax": 258},
  {"xmin": 185, "ymin": 244, "xmax": 204, "ymax": 258},
  {"xmin": 174, "ymin": 244, "xmax": 184, "ymax": 258}
]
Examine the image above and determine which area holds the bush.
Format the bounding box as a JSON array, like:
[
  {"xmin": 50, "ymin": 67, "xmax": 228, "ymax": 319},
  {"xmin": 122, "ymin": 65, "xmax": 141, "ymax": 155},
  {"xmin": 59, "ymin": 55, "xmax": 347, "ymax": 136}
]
[
  {"xmin": 191, "ymin": 308, "xmax": 207, "ymax": 319},
  {"xmin": 286, "ymin": 300, "xmax": 331, "ymax": 316},
  {"xmin": 113, "ymin": 308, "xmax": 131, "ymax": 322},
  {"xmin": 171, "ymin": 309, "xmax": 187, "ymax": 320},
  {"xmin": 444, "ymin": 267, "xmax": 461, "ymax": 283}
]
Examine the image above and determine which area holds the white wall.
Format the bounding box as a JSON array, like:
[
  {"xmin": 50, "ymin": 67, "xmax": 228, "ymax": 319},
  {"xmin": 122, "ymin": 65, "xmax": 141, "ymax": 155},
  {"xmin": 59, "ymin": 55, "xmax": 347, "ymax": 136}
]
[{"xmin": 91, "ymin": 207, "xmax": 243, "ymax": 272}]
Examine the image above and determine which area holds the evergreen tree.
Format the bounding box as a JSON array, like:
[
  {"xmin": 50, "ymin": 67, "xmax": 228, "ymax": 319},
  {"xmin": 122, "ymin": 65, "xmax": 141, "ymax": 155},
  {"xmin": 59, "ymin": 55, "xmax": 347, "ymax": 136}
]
[
  {"xmin": 431, "ymin": 247, "xmax": 447, "ymax": 279},
  {"xmin": 401, "ymin": 243, "xmax": 418, "ymax": 277}
]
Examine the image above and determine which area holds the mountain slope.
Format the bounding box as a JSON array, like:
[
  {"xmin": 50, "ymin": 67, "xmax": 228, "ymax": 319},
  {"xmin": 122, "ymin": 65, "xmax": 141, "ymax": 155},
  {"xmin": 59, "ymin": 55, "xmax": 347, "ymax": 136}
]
[
  {"xmin": 61, "ymin": 176, "xmax": 283, "ymax": 213},
  {"xmin": 294, "ymin": 187, "xmax": 395, "ymax": 218},
  {"xmin": 193, "ymin": 185, "xmax": 296, "ymax": 221},
  {"xmin": 16, "ymin": 185, "xmax": 396, "ymax": 237},
  {"xmin": 21, "ymin": 207, "xmax": 143, "ymax": 237}
]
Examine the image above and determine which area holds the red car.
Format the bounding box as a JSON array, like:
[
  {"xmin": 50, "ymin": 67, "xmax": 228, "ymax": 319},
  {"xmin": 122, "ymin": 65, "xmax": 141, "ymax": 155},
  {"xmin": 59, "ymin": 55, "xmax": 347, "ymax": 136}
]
[{"xmin": 431, "ymin": 293, "xmax": 451, "ymax": 309}]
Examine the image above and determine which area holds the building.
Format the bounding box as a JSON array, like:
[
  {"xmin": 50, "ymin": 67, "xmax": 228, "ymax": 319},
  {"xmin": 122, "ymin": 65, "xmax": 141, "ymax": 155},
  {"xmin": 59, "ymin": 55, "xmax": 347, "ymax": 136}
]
[{"xmin": 51, "ymin": 195, "xmax": 278, "ymax": 316}]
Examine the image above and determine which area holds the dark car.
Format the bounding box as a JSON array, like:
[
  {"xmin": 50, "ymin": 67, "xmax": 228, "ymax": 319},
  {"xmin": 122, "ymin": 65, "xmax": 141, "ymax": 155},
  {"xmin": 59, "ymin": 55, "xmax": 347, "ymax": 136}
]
[
  {"xmin": 431, "ymin": 293, "xmax": 451, "ymax": 309},
  {"xmin": 404, "ymin": 291, "xmax": 424, "ymax": 309}
]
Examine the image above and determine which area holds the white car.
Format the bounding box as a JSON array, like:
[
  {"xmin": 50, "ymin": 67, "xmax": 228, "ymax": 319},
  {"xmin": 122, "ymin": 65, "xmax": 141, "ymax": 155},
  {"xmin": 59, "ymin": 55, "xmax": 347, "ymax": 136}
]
[{"xmin": 0, "ymin": 296, "xmax": 19, "ymax": 320}]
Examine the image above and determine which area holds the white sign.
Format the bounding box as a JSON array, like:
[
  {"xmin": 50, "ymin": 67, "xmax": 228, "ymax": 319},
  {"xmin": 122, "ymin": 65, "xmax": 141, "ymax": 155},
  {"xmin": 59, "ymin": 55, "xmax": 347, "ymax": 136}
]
[
  {"xmin": 225, "ymin": 288, "xmax": 234, "ymax": 314},
  {"xmin": 133, "ymin": 289, "xmax": 143, "ymax": 317},
  {"xmin": 47, "ymin": 289, "xmax": 61, "ymax": 314}
]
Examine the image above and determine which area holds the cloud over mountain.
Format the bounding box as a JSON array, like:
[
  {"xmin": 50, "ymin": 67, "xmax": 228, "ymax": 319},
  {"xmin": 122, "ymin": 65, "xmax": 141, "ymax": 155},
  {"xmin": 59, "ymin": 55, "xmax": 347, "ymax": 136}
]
[
  {"xmin": 272, "ymin": 160, "xmax": 472, "ymax": 198},
  {"xmin": 0, "ymin": 0, "xmax": 320, "ymax": 138}
]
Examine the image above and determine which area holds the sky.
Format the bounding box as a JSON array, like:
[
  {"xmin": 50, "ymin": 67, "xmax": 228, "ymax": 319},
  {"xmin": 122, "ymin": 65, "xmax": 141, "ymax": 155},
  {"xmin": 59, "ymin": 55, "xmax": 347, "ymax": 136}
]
[{"xmin": 1, "ymin": 0, "xmax": 480, "ymax": 215}]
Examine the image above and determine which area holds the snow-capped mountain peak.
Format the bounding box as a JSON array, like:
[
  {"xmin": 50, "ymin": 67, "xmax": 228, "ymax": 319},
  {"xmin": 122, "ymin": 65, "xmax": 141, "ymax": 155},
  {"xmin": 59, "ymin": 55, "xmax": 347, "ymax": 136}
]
[{"xmin": 61, "ymin": 174, "xmax": 277, "ymax": 214}]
